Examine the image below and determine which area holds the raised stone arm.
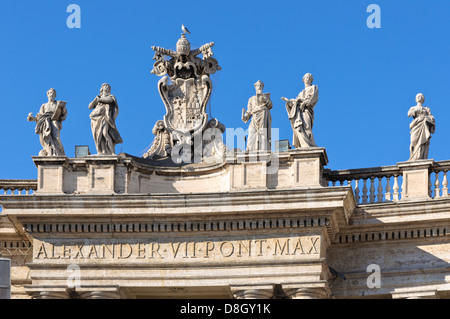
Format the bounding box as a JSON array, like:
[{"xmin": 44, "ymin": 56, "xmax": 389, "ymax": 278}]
[{"xmin": 27, "ymin": 112, "xmax": 36, "ymax": 122}]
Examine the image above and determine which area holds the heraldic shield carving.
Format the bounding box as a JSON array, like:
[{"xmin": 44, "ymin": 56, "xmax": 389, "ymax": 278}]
[{"xmin": 144, "ymin": 32, "xmax": 225, "ymax": 162}]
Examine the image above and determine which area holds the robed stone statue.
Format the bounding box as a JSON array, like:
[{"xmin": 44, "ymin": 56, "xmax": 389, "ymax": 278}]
[
  {"xmin": 89, "ymin": 83, "xmax": 123, "ymax": 155},
  {"xmin": 282, "ymin": 73, "xmax": 318, "ymax": 148},
  {"xmin": 27, "ymin": 88, "xmax": 67, "ymax": 156},
  {"xmin": 242, "ymin": 80, "xmax": 272, "ymax": 151},
  {"xmin": 408, "ymin": 93, "xmax": 435, "ymax": 161}
]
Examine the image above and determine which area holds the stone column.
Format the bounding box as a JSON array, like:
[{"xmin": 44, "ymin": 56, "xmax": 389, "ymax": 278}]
[{"xmin": 284, "ymin": 287, "xmax": 329, "ymax": 299}]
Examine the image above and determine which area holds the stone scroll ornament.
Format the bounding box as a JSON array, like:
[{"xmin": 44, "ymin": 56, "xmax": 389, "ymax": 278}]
[
  {"xmin": 27, "ymin": 88, "xmax": 67, "ymax": 156},
  {"xmin": 89, "ymin": 83, "xmax": 123, "ymax": 155},
  {"xmin": 408, "ymin": 93, "xmax": 435, "ymax": 161},
  {"xmin": 144, "ymin": 28, "xmax": 224, "ymax": 162},
  {"xmin": 282, "ymin": 73, "xmax": 318, "ymax": 148}
]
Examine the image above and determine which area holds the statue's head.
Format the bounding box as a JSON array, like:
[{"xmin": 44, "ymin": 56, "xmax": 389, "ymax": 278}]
[
  {"xmin": 416, "ymin": 93, "xmax": 425, "ymax": 105},
  {"xmin": 176, "ymin": 33, "xmax": 191, "ymax": 56},
  {"xmin": 47, "ymin": 88, "xmax": 56, "ymax": 101},
  {"xmin": 100, "ymin": 83, "xmax": 111, "ymax": 95},
  {"xmin": 254, "ymin": 80, "xmax": 264, "ymax": 94},
  {"xmin": 303, "ymin": 73, "xmax": 313, "ymax": 85}
]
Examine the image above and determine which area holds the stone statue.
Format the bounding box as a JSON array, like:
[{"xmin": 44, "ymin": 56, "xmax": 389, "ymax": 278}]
[
  {"xmin": 89, "ymin": 83, "xmax": 123, "ymax": 155},
  {"xmin": 408, "ymin": 93, "xmax": 435, "ymax": 161},
  {"xmin": 147, "ymin": 31, "xmax": 224, "ymax": 163},
  {"xmin": 143, "ymin": 120, "xmax": 172, "ymax": 159},
  {"xmin": 27, "ymin": 88, "xmax": 67, "ymax": 156},
  {"xmin": 242, "ymin": 80, "xmax": 272, "ymax": 151},
  {"xmin": 282, "ymin": 73, "xmax": 318, "ymax": 148}
]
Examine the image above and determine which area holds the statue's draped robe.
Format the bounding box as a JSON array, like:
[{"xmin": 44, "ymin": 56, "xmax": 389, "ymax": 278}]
[
  {"xmin": 243, "ymin": 95, "xmax": 272, "ymax": 151},
  {"xmin": 89, "ymin": 95, "xmax": 123, "ymax": 155},
  {"xmin": 408, "ymin": 105, "xmax": 435, "ymax": 161},
  {"xmin": 286, "ymin": 85, "xmax": 318, "ymax": 148},
  {"xmin": 35, "ymin": 101, "xmax": 67, "ymax": 156}
]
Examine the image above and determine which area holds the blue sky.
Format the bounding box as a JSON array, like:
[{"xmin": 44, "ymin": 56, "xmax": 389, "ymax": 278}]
[{"xmin": 0, "ymin": 0, "xmax": 449, "ymax": 179}]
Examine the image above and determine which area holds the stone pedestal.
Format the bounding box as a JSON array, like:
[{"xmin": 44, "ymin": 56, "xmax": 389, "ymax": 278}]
[
  {"xmin": 33, "ymin": 157, "xmax": 67, "ymax": 194},
  {"xmin": 398, "ymin": 160, "xmax": 434, "ymax": 200},
  {"xmin": 288, "ymin": 147, "xmax": 328, "ymax": 187}
]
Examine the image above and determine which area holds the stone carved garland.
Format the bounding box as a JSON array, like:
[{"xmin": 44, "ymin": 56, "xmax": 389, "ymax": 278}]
[{"xmin": 144, "ymin": 33, "xmax": 225, "ymax": 162}]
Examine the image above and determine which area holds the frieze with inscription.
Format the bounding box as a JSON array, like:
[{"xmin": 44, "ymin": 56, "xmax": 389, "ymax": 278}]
[{"xmin": 33, "ymin": 236, "xmax": 320, "ymax": 263}]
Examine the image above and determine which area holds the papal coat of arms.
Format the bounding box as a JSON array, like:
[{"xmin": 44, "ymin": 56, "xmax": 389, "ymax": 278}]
[{"xmin": 143, "ymin": 31, "xmax": 225, "ymax": 162}]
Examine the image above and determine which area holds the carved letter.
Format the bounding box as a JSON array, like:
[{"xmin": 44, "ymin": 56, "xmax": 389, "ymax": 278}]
[
  {"xmin": 219, "ymin": 241, "xmax": 234, "ymax": 257},
  {"xmin": 204, "ymin": 242, "xmax": 215, "ymax": 258},
  {"xmin": 118, "ymin": 243, "xmax": 133, "ymax": 259},
  {"xmin": 136, "ymin": 243, "xmax": 146, "ymax": 259},
  {"xmin": 62, "ymin": 245, "xmax": 71, "ymax": 259},
  {"xmin": 308, "ymin": 237, "xmax": 319, "ymax": 254},
  {"xmin": 150, "ymin": 242, "xmax": 164, "ymax": 259},
  {"xmin": 36, "ymin": 243, "xmax": 48, "ymax": 259},
  {"xmin": 292, "ymin": 238, "xmax": 305, "ymax": 255},
  {"xmin": 254, "ymin": 239, "xmax": 266, "ymax": 256},
  {"xmin": 87, "ymin": 245, "xmax": 99, "ymax": 259},
  {"xmin": 73, "ymin": 244, "xmax": 84, "ymax": 259},
  {"xmin": 273, "ymin": 239, "xmax": 290, "ymax": 256},
  {"xmin": 101, "ymin": 244, "xmax": 115, "ymax": 259},
  {"xmin": 171, "ymin": 242, "xmax": 182, "ymax": 258},
  {"xmin": 237, "ymin": 240, "xmax": 251, "ymax": 257}
]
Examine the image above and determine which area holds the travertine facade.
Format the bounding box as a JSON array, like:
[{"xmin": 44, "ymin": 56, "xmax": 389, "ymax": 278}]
[{"xmin": 1, "ymin": 149, "xmax": 450, "ymax": 299}]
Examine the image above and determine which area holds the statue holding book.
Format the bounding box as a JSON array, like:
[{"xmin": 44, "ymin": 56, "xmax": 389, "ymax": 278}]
[
  {"xmin": 242, "ymin": 80, "xmax": 272, "ymax": 151},
  {"xmin": 27, "ymin": 88, "xmax": 67, "ymax": 156}
]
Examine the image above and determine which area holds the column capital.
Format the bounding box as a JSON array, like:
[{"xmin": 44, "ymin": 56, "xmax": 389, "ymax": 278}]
[
  {"xmin": 284, "ymin": 287, "xmax": 329, "ymax": 299},
  {"xmin": 26, "ymin": 287, "xmax": 71, "ymax": 299},
  {"xmin": 232, "ymin": 286, "xmax": 274, "ymax": 299}
]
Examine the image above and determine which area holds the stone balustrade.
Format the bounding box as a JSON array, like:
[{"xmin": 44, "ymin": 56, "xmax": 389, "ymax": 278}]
[
  {"xmin": 325, "ymin": 159, "xmax": 450, "ymax": 205},
  {"xmin": 0, "ymin": 180, "xmax": 37, "ymax": 195}
]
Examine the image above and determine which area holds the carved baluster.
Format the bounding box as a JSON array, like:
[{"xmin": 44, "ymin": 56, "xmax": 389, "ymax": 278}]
[
  {"xmin": 369, "ymin": 177, "xmax": 375, "ymax": 203},
  {"xmin": 429, "ymin": 172, "xmax": 432, "ymax": 197},
  {"xmin": 442, "ymin": 171, "xmax": 449, "ymax": 197},
  {"xmin": 354, "ymin": 180, "xmax": 360, "ymax": 204},
  {"xmin": 377, "ymin": 177, "xmax": 384, "ymax": 202},
  {"xmin": 384, "ymin": 176, "xmax": 392, "ymax": 202},
  {"xmin": 332, "ymin": 181, "xmax": 336, "ymax": 187},
  {"xmin": 362, "ymin": 179, "xmax": 368, "ymax": 204},
  {"xmin": 434, "ymin": 172, "xmax": 441, "ymax": 199},
  {"xmin": 393, "ymin": 175, "xmax": 400, "ymax": 202}
]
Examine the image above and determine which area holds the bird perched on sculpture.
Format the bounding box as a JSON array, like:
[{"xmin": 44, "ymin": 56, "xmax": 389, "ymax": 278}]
[{"xmin": 182, "ymin": 24, "xmax": 191, "ymax": 34}]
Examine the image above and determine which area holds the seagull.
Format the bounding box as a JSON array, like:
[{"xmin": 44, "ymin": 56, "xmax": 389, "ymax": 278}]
[{"xmin": 182, "ymin": 24, "xmax": 191, "ymax": 34}]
